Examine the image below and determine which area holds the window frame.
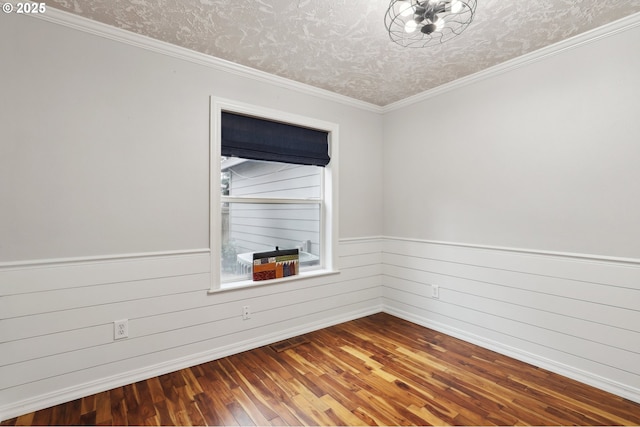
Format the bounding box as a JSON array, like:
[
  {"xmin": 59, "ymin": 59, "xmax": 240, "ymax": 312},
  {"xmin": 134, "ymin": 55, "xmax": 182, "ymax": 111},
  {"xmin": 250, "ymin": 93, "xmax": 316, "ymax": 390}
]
[{"xmin": 209, "ymin": 97, "xmax": 339, "ymax": 292}]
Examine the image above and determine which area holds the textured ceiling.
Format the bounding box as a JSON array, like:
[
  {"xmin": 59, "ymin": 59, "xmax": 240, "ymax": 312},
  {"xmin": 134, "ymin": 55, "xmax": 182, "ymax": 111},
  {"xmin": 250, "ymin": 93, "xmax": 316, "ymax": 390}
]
[{"xmin": 47, "ymin": 0, "xmax": 640, "ymax": 106}]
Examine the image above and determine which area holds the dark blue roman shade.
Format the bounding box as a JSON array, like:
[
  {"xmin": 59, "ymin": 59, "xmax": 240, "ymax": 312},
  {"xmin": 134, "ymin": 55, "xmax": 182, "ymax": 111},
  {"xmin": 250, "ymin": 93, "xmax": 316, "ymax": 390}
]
[{"xmin": 221, "ymin": 112, "xmax": 330, "ymax": 167}]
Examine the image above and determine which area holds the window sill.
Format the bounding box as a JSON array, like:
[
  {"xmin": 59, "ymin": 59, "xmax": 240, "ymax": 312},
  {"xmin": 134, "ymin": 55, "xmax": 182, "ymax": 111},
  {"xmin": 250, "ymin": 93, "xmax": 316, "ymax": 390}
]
[{"xmin": 207, "ymin": 268, "xmax": 340, "ymax": 294}]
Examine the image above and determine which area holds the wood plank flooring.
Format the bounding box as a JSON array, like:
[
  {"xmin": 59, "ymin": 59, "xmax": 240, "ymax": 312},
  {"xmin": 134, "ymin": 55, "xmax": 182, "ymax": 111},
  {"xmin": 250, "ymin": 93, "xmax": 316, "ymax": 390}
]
[{"xmin": 3, "ymin": 313, "xmax": 640, "ymax": 426}]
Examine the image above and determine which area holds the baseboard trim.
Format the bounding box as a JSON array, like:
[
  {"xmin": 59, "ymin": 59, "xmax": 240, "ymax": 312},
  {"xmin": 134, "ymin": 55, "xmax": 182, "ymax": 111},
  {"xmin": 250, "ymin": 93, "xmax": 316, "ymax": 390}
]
[
  {"xmin": 382, "ymin": 305, "xmax": 640, "ymax": 405},
  {"xmin": 0, "ymin": 304, "xmax": 382, "ymax": 421}
]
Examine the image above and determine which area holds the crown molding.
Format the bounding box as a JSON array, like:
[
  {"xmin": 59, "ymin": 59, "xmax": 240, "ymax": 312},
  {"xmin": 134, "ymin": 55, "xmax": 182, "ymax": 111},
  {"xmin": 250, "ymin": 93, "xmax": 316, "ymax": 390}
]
[
  {"xmin": 21, "ymin": 7, "xmax": 640, "ymax": 114},
  {"xmin": 25, "ymin": 7, "xmax": 384, "ymax": 114},
  {"xmin": 382, "ymin": 11, "xmax": 640, "ymax": 113}
]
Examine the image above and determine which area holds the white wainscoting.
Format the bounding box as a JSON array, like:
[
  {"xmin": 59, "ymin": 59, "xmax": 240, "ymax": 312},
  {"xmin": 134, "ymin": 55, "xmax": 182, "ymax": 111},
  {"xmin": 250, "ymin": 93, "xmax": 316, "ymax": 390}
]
[
  {"xmin": 0, "ymin": 238, "xmax": 382, "ymax": 421},
  {"xmin": 3, "ymin": 235, "xmax": 638, "ymax": 421},
  {"xmin": 381, "ymin": 236, "xmax": 640, "ymax": 404}
]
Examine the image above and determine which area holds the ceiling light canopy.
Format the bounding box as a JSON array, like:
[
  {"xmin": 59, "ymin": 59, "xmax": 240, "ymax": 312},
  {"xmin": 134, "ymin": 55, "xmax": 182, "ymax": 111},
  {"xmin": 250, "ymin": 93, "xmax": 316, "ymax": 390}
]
[{"xmin": 385, "ymin": 0, "xmax": 477, "ymax": 48}]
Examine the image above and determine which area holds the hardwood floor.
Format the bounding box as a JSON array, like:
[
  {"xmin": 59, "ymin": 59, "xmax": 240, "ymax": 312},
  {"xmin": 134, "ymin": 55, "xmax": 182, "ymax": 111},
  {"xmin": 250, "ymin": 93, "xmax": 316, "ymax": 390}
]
[{"xmin": 3, "ymin": 313, "xmax": 639, "ymax": 426}]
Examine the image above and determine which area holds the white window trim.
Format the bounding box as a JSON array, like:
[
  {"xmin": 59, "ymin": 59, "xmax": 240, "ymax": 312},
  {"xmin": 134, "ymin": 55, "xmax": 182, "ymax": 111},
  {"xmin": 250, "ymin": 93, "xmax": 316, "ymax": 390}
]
[{"xmin": 208, "ymin": 97, "xmax": 339, "ymax": 292}]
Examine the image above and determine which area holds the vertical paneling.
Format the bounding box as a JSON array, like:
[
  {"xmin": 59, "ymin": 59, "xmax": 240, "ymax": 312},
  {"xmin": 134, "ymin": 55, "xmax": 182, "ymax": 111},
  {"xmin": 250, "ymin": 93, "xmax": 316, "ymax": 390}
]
[
  {"xmin": 0, "ymin": 239, "xmax": 382, "ymax": 421},
  {"xmin": 381, "ymin": 237, "xmax": 640, "ymax": 404}
]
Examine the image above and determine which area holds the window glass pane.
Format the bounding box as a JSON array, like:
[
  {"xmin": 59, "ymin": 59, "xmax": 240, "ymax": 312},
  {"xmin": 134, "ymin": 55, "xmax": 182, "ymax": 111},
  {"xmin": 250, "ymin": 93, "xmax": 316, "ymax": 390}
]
[
  {"xmin": 221, "ymin": 202, "xmax": 321, "ymax": 282},
  {"xmin": 221, "ymin": 158, "xmax": 321, "ymax": 199}
]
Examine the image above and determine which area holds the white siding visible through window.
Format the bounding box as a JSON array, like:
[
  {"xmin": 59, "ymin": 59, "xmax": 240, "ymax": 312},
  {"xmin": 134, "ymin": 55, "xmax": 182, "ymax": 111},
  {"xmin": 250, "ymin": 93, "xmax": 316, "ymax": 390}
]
[
  {"xmin": 228, "ymin": 160, "xmax": 322, "ymax": 256},
  {"xmin": 221, "ymin": 159, "xmax": 322, "ymax": 282},
  {"xmin": 228, "ymin": 161, "xmax": 321, "ymax": 199},
  {"xmin": 228, "ymin": 202, "xmax": 319, "ymax": 254},
  {"xmin": 210, "ymin": 97, "xmax": 339, "ymax": 292}
]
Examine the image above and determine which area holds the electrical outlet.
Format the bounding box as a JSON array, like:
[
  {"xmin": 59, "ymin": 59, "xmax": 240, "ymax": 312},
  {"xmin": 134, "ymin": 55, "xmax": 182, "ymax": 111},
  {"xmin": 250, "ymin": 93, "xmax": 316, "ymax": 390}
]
[
  {"xmin": 242, "ymin": 305, "xmax": 251, "ymax": 320},
  {"xmin": 114, "ymin": 319, "xmax": 129, "ymax": 340},
  {"xmin": 432, "ymin": 285, "xmax": 440, "ymax": 299}
]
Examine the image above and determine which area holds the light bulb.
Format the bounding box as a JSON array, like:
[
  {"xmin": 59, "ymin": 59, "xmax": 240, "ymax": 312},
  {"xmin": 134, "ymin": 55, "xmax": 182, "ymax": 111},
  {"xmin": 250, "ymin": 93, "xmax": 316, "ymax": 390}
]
[
  {"xmin": 404, "ymin": 19, "xmax": 419, "ymax": 33},
  {"xmin": 435, "ymin": 17, "xmax": 444, "ymax": 30},
  {"xmin": 451, "ymin": 0, "xmax": 462, "ymax": 13},
  {"xmin": 397, "ymin": 0, "xmax": 415, "ymax": 17}
]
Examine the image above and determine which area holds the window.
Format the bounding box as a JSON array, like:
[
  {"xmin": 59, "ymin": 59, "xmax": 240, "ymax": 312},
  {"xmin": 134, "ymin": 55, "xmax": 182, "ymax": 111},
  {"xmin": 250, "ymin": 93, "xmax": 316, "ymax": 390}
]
[{"xmin": 210, "ymin": 98, "xmax": 339, "ymax": 291}]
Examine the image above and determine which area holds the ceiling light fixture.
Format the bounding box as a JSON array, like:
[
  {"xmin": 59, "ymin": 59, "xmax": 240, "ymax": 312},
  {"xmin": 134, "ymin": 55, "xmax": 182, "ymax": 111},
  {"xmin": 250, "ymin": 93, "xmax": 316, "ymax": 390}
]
[{"xmin": 384, "ymin": 0, "xmax": 477, "ymax": 48}]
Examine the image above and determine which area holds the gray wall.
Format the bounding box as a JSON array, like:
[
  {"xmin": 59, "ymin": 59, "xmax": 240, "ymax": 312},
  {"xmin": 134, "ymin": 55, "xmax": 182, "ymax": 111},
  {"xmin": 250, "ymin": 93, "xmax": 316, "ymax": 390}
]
[
  {"xmin": 0, "ymin": 13, "xmax": 383, "ymax": 263},
  {"xmin": 382, "ymin": 20, "xmax": 640, "ymax": 401},
  {"xmin": 382, "ymin": 25, "xmax": 640, "ymax": 259},
  {"xmin": 0, "ymin": 11, "xmax": 383, "ymax": 419}
]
